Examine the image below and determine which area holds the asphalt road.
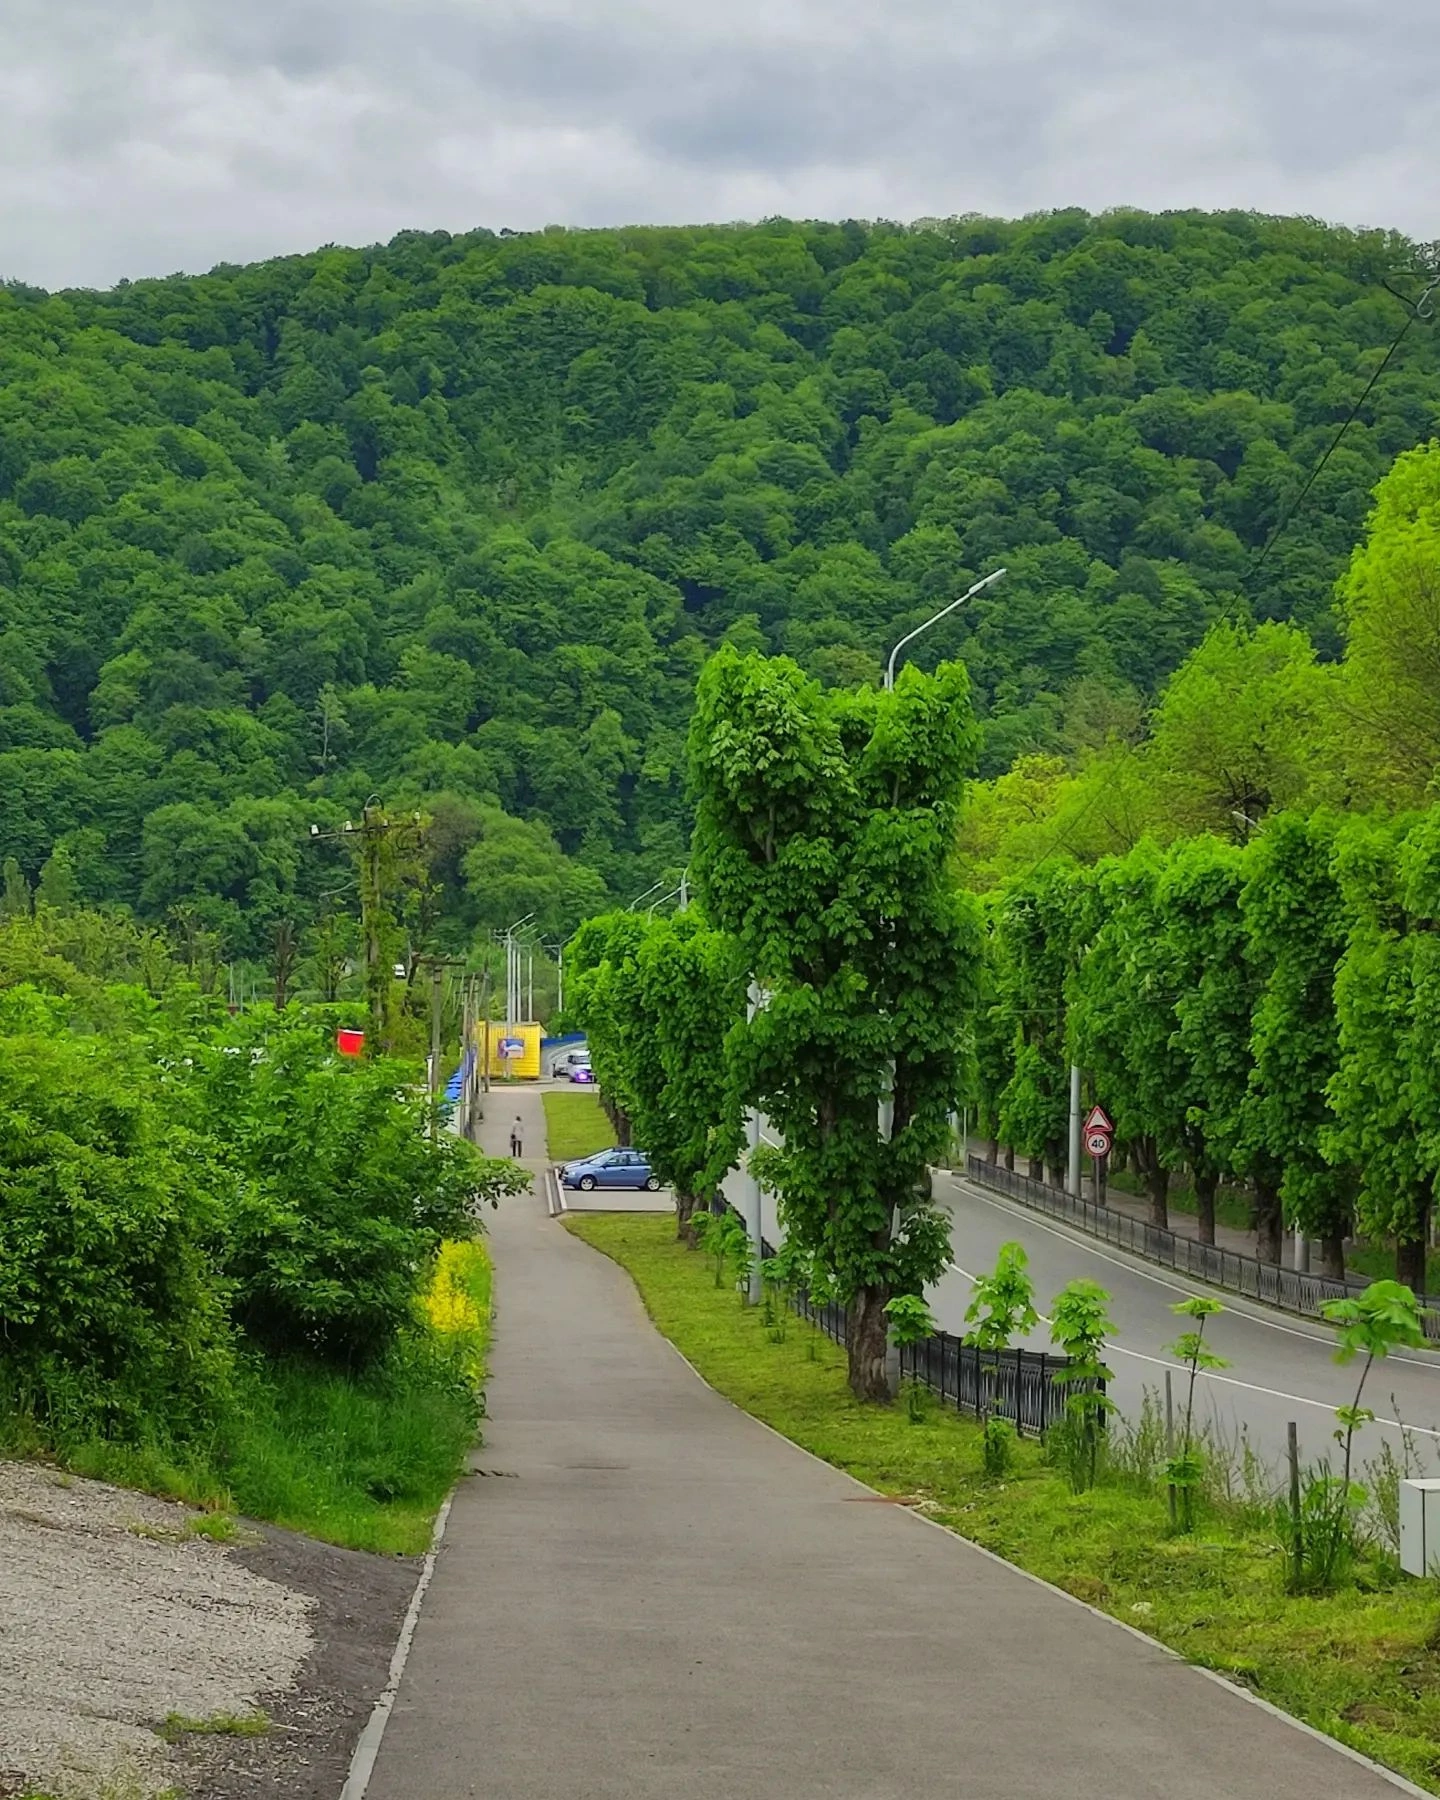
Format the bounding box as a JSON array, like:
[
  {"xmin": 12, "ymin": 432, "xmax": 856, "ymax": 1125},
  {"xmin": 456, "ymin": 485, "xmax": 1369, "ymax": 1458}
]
[
  {"xmin": 365, "ymin": 1149, "xmax": 1414, "ymax": 1800},
  {"xmin": 934, "ymin": 1171, "xmax": 1440, "ymax": 1479}
]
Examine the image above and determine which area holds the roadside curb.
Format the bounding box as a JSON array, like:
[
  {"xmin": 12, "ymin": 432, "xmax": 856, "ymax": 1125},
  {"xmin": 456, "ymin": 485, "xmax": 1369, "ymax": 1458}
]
[
  {"xmin": 337, "ymin": 1489, "xmax": 455, "ymax": 1800},
  {"xmin": 571, "ymin": 1223, "xmax": 1432, "ymax": 1800}
]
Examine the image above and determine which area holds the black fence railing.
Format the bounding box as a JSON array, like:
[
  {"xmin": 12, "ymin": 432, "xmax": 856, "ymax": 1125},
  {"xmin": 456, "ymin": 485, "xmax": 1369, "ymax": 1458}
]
[
  {"xmin": 764, "ymin": 1228, "xmax": 1088, "ymax": 1437},
  {"xmin": 900, "ymin": 1336, "xmax": 1087, "ymax": 1438},
  {"xmin": 964, "ymin": 1154, "xmax": 1440, "ymax": 1341}
]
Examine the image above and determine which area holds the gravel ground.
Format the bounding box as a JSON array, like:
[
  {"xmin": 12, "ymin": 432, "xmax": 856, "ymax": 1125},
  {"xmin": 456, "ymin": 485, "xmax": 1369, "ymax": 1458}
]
[{"xmin": 0, "ymin": 1461, "xmax": 421, "ymax": 1800}]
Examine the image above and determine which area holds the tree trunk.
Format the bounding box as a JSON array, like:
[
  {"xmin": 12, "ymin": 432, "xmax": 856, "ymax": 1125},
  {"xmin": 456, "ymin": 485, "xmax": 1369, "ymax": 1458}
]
[
  {"xmin": 1397, "ymin": 1233, "xmax": 1428, "ymax": 1292},
  {"xmin": 601, "ymin": 1098, "xmax": 632, "ymax": 1147},
  {"xmin": 675, "ymin": 1190, "xmax": 700, "ymax": 1248},
  {"xmin": 1194, "ymin": 1168, "xmax": 1217, "ymax": 1247},
  {"xmin": 1001, "ymin": 1144, "xmax": 1014, "ymax": 1171},
  {"xmin": 1320, "ymin": 1233, "xmax": 1346, "ymax": 1281},
  {"xmin": 1253, "ymin": 1179, "xmax": 1282, "ymax": 1265},
  {"xmin": 1027, "ymin": 1155, "xmax": 1044, "ymax": 1182},
  {"xmin": 984, "ymin": 1138, "xmax": 999, "ymax": 1165},
  {"xmin": 1134, "ymin": 1138, "xmax": 1168, "ymax": 1230},
  {"xmin": 1399, "ymin": 1185, "xmax": 1433, "ymax": 1291},
  {"xmin": 1146, "ymin": 1164, "xmax": 1169, "ymax": 1231},
  {"xmin": 846, "ymin": 1285, "xmax": 892, "ymax": 1404}
]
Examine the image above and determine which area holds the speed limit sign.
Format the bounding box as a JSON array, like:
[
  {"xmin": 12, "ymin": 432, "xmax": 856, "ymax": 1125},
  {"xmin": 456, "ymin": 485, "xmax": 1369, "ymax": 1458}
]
[{"xmin": 1086, "ymin": 1128, "xmax": 1112, "ymax": 1158}]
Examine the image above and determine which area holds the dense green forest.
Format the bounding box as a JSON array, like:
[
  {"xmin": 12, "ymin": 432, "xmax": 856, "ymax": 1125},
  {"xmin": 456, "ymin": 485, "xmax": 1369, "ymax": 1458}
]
[{"xmin": 4, "ymin": 209, "xmax": 1439, "ymax": 977}]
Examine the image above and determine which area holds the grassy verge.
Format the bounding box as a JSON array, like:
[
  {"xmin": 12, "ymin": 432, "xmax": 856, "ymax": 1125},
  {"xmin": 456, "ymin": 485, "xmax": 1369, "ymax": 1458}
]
[
  {"xmin": 1349, "ymin": 1242, "xmax": 1440, "ymax": 1294},
  {"xmin": 566, "ymin": 1212, "xmax": 1440, "ymax": 1794},
  {"xmin": 1104, "ymin": 1165, "xmax": 1256, "ymax": 1234},
  {"xmin": 543, "ymin": 1089, "xmax": 616, "ymax": 1161},
  {"xmin": 2, "ymin": 1238, "xmax": 492, "ymax": 1556}
]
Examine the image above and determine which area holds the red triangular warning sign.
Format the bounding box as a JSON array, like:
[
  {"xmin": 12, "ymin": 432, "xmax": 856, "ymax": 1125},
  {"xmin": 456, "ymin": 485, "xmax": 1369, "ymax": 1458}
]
[{"xmin": 1083, "ymin": 1104, "xmax": 1114, "ymax": 1134}]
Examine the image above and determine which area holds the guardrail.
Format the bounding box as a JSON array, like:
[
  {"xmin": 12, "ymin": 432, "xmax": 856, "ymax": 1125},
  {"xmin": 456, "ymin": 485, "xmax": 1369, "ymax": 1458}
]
[
  {"xmin": 963, "ymin": 1154, "xmax": 1440, "ymax": 1340},
  {"xmin": 759, "ymin": 1225, "xmax": 1089, "ymax": 1436}
]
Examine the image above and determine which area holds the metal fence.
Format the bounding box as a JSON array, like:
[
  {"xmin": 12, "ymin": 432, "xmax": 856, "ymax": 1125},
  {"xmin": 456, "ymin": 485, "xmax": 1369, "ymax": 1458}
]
[
  {"xmin": 964, "ymin": 1154, "xmax": 1440, "ymax": 1341},
  {"xmin": 770, "ymin": 1230, "xmax": 1085, "ymax": 1436},
  {"xmin": 900, "ymin": 1336, "xmax": 1083, "ymax": 1437}
]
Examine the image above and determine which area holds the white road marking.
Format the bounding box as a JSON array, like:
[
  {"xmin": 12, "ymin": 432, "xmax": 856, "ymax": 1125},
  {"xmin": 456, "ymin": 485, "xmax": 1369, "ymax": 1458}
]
[
  {"xmin": 946, "ymin": 1176, "xmax": 1440, "ymax": 1374},
  {"xmin": 946, "ymin": 1254, "xmax": 1440, "ymax": 1443}
]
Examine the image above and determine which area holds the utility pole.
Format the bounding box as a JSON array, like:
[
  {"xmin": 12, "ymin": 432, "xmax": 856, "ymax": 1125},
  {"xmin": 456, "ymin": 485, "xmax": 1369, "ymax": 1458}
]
[
  {"xmin": 415, "ymin": 953, "xmax": 466, "ymax": 1138},
  {"xmin": 478, "ymin": 964, "xmax": 492, "ymax": 1095},
  {"xmin": 459, "ymin": 975, "xmax": 473, "ymax": 1138},
  {"xmin": 1066, "ymin": 1064, "xmax": 1082, "ymax": 1198},
  {"xmin": 498, "ymin": 914, "xmax": 533, "ymax": 1036},
  {"xmin": 740, "ymin": 981, "xmax": 764, "ymax": 1305},
  {"xmin": 308, "ymin": 804, "xmax": 425, "ymax": 1054}
]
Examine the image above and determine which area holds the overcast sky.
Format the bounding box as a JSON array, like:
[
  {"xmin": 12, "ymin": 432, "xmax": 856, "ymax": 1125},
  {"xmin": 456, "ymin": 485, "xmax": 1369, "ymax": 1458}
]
[{"xmin": 4, "ymin": 0, "xmax": 1437, "ymax": 291}]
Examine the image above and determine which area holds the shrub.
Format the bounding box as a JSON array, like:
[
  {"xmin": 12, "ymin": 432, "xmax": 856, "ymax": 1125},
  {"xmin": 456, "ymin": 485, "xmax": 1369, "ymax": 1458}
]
[
  {"xmin": 0, "ymin": 1033, "xmax": 233, "ymax": 1435},
  {"xmin": 1048, "ymin": 1279, "xmax": 1116, "ymax": 1493},
  {"xmin": 195, "ymin": 1019, "xmax": 519, "ymax": 1367},
  {"xmin": 982, "ymin": 1416, "xmax": 1016, "ymax": 1478}
]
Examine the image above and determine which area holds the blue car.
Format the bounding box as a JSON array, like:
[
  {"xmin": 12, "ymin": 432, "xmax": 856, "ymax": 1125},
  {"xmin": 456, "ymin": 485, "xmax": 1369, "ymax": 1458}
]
[{"xmin": 561, "ymin": 1148, "xmax": 660, "ymax": 1192}]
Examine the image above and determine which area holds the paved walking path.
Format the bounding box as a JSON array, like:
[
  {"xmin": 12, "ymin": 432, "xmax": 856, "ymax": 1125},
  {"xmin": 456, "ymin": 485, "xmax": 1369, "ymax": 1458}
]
[{"xmin": 365, "ymin": 1092, "xmax": 1411, "ymax": 1800}]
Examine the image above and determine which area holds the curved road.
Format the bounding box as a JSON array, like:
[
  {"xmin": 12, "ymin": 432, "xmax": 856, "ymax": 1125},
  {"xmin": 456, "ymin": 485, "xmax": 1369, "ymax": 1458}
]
[
  {"xmin": 934, "ymin": 1171, "xmax": 1440, "ymax": 1478},
  {"xmin": 736, "ymin": 1128, "xmax": 1440, "ymax": 1475}
]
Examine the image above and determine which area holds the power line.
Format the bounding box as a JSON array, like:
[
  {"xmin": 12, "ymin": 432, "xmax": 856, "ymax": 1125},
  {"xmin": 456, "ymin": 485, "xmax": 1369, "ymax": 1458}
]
[
  {"xmin": 1009, "ymin": 268, "xmax": 1440, "ymax": 876},
  {"xmin": 1243, "ymin": 270, "xmax": 1440, "ymax": 592}
]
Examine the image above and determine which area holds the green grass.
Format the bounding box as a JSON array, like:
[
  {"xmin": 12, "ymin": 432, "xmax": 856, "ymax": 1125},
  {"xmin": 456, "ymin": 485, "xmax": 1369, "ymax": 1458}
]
[
  {"xmin": 543, "ymin": 1089, "xmax": 616, "ymax": 1161},
  {"xmin": 1105, "ymin": 1166, "xmax": 1256, "ymax": 1234},
  {"xmin": 1349, "ymin": 1241, "xmax": 1440, "ymax": 1294},
  {"xmin": 566, "ymin": 1212, "xmax": 1440, "ymax": 1795},
  {"xmin": 157, "ymin": 1710, "xmax": 269, "ymax": 1743},
  {"xmin": 3, "ymin": 1241, "xmax": 493, "ymax": 1557}
]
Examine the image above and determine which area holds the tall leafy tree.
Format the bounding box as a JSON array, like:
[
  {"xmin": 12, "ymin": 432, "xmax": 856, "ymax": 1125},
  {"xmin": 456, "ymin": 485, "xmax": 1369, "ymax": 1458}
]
[
  {"xmin": 689, "ymin": 648, "xmax": 981, "ymax": 1402},
  {"xmin": 993, "ymin": 865, "xmax": 1084, "ymax": 1183},
  {"xmin": 1339, "ymin": 441, "xmax": 1440, "ymax": 805},
  {"xmin": 1240, "ymin": 812, "xmax": 1354, "ymax": 1273},
  {"xmin": 1154, "ymin": 838, "xmax": 1255, "ymax": 1247},
  {"xmin": 1327, "ymin": 813, "xmax": 1440, "ymax": 1288},
  {"xmin": 1071, "ymin": 845, "xmax": 1185, "ymax": 1228},
  {"xmin": 635, "ymin": 914, "xmax": 747, "ymax": 1239},
  {"xmin": 965, "ymin": 895, "xmax": 1016, "ymax": 1161},
  {"xmin": 568, "ymin": 908, "xmax": 746, "ymax": 1239},
  {"xmin": 1143, "ymin": 623, "xmax": 1341, "ymax": 841},
  {"xmin": 566, "ymin": 910, "xmax": 647, "ymax": 1146}
]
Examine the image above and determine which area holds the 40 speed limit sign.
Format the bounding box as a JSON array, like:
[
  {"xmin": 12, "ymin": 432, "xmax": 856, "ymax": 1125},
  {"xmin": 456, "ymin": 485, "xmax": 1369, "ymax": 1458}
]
[{"xmin": 1083, "ymin": 1104, "xmax": 1113, "ymax": 1160}]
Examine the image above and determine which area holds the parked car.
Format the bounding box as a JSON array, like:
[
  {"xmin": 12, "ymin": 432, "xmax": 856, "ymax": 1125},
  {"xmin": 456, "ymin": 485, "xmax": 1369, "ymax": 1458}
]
[{"xmin": 560, "ymin": 1148, "xmax": 660, "ymax": 1192}]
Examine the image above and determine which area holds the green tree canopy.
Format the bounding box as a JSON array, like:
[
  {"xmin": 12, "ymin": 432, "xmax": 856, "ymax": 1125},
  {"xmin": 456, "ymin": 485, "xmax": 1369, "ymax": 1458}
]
[{"xmin": 688, "ymin": 647, "xmax": 982, "ymax": 1401}]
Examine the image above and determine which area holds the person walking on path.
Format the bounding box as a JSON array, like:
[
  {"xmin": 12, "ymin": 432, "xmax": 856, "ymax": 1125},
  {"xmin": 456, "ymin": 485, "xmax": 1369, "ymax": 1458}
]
[{"xmin": 509, "ymin": 1114, "xmax": 523, "ymax": 1158}]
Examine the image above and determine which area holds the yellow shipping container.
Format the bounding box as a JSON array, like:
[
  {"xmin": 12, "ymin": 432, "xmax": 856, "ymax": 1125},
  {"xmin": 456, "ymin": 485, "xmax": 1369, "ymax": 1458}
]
[{"xmin": 479, "ymin": 1020, "xmax": 542, "ymax": 1080}]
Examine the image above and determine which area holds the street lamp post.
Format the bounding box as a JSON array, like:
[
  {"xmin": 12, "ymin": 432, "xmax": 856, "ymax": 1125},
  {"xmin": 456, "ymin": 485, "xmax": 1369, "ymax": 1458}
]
[
  {"xmin": 883, "ymin": 568, "xmax": 1007, "ymax": 690},
  {"xmin": 627, "ymin": 878, "xmax": 667, "ymax": 912}
]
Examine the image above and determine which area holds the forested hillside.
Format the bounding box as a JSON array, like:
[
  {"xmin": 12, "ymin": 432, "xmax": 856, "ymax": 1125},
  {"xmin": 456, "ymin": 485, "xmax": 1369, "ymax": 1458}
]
[{"xmin": 4, "ymin": 209, "xmax": 1438, "ymax": 964}]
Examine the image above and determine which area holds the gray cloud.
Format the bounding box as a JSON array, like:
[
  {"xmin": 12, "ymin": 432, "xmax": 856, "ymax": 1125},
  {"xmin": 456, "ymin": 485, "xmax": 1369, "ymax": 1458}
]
[{"xmin": 2, "ymin": 0, "xmax": 1437, "ymax": 289}]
